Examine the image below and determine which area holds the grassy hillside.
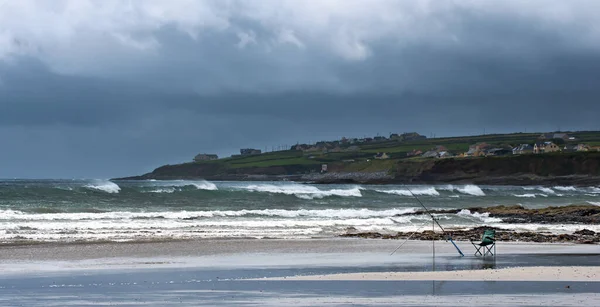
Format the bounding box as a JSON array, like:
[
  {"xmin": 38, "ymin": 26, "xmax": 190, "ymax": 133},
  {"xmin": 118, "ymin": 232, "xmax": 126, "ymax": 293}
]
[{"xmin": 120, "ymin": 131, "xmax": 600, "ymax": 182}]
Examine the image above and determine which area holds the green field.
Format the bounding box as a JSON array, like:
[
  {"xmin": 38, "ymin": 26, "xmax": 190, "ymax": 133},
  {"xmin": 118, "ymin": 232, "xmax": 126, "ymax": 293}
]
[{"xmin": 189, "ymin": 131, "xmax": 600, "ymax": 173}]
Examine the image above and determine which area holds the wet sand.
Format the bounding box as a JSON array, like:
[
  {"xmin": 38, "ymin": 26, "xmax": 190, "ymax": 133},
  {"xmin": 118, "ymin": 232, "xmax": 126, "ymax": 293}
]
[
  {"xmin": 0, "ymin": 239, "xmax": 599, "ymax": 306},
  {"xmin": 264, "ymin": 265, "xmax": 600, "ymax": 281}
]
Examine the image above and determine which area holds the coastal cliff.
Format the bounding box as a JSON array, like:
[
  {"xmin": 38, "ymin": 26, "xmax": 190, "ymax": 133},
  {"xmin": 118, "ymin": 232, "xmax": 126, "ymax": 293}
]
[{"xmin": 116, "ymin": 152, "xmax": 600, "ymax": 186}]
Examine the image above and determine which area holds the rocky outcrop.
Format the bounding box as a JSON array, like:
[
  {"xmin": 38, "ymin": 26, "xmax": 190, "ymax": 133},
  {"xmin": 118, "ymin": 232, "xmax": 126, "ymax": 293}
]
[
  {"xmin": 116, "ymin": 152, "xmax": 600, "ymax": 186},
  {"xmin": 395, "ymin": 204, "xmax": 600, "ymax": 224},
  {"xmin": 392, "ymin": 152, "xmax": 600, "ymax": 185},
  {"xmin": 341, "ymin": 226, "xmax": 600, "ymax": 244}
]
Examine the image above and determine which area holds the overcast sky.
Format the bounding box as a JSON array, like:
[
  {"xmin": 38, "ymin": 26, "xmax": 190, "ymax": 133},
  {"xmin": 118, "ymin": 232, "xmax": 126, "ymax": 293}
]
[{"xmin": 2, "ymin": 0, "xmax": 600, "ymax": 178}]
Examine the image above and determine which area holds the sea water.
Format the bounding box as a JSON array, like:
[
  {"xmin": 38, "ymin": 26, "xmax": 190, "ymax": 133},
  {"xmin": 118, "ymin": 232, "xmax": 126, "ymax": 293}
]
[{"xmin": 1, "ymin": 179, "xmax": 599, "ymax": 243}]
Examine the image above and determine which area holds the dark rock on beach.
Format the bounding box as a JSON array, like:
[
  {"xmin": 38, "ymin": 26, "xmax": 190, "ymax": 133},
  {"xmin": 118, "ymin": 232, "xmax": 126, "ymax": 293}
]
[
  {"xmin": 395, "ymin": 204, "xmax": 600, "ymax": 224},
  {"xmin": 343, "ymin": 205, "xmax": 600, "ymax": 244},
  {"xmin": 341, "ymin": 226, "xmax": 600, "ymax": 244}
]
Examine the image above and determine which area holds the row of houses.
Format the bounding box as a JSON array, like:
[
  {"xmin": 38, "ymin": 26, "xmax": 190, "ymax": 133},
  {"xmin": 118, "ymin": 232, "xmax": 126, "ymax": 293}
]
[
  {"xmin": 408, "ymin": 139, "xmax": 598, "ymax": 160},
  {"xmin": 194, "ymin": 148, "xmax": 262, "ymax": 162}
]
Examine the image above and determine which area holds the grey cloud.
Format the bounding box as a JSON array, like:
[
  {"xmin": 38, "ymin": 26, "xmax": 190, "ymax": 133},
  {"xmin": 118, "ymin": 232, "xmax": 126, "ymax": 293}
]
[{"xmin": 2, "ymin": 1, "xmax": 600, "ymax": 178}]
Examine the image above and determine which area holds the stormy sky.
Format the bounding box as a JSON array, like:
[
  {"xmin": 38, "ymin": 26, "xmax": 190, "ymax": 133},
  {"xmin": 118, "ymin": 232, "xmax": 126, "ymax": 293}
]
[{"xmin": 1, "ymin": 1, "xmax": 600, "ymax": 178}]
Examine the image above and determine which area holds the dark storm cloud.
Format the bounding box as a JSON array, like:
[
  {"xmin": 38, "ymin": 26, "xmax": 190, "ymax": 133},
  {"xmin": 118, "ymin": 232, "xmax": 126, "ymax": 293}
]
[{"xmin": 1, "ymin": 1, "xmax": 600, "ymax": 178}]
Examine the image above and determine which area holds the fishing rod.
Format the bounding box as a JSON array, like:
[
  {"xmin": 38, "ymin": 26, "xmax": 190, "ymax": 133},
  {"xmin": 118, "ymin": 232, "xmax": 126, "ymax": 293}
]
[
  {"xmin": 406, "ymin": 189, "xmax": 446, "ymax": 232},
  {"xmin": 399, "ymin": 187, "xmax": 465, "ymax": 257}
]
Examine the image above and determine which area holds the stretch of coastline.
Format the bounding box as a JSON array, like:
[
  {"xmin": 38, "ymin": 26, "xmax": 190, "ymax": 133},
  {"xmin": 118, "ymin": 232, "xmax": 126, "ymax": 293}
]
[
  {"xmin": 1, "ymin": 239, "xmax": 599, "ymax": 306},
  {"xmin": 1, "ymin": 179, "xmax": 599, "ymax": 305}
]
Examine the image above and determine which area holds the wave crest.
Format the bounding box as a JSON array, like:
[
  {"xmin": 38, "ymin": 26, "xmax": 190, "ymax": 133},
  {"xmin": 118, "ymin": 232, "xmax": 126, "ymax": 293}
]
[
  {"xmin": 243, "ymin": 184, "xmax": 362, "ymax": 199},
  {"xmin": 554, "ymin": 186, "xmax": 577, "ymax": 191},
  {"xmin": 457, "ymin": 209, "xmax": 502, "ymax": 223},
  {"xmin": 375, "ymin": 187, "xmax": 439, "ymax": 196},
  {"xmin": 456, "ymin": 185, "xmax": 485, "ymax": 196},
  {"xmin": 84, "ymin": 180, "xmax": 121, "ymax": 194}
]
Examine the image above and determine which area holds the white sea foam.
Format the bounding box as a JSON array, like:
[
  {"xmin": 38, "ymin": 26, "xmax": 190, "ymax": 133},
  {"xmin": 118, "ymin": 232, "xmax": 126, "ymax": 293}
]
[
  {"xmin": 514, "ymin": 194, "xmax": 537, "ymax": 198},
  {"xmin": 84, "ymin": 180, "xmax": 120, "ymax": 194},
  {"xmin": 554, "ymin": 186, "xmax": 577, "ymax": 191},
  {"xmin": 589, "ymin": 187, "xmax": 600, "ymax": 194},
  {"xmin": 143, "ymin": 180, "xmax": 218, "ymax": 192},
  {"xmin": 438, "ymin": 185, "xmax": 455, "ymax": 191},
  {"xmin": 588, "ymin": 201, "xmax": 600, "ymax": 206},
  {"xmin": 243, "ymin": 184, "xmax": 362, "ymax": 199},
  {"xmin": 456, "ymin": 185, "xmax": 485, "ymax": 196},
  {"xmin": 375, "ymin": 187, "xmax": 439, "ymax": 196},
  {"xmin": 149, "ymin": 188, "xmax": 176, "ymax": 193},
  {"xmin": 188, "ymin": 181, "xmax": 218, "ymax": 190},
  {"xmin": 457, "ymin": 209, "xmax": 502, "ymax": 223},
  {"xmin": 537, "ymin": 187, "xmax": 555, "ymax": 194},
  {"xmin": 171, "ymin": 180, "xmax": 218, "ymax": 190},
  {"xmin": 0, "ymin": 208, "xmax": 416, "ymax": 221}
]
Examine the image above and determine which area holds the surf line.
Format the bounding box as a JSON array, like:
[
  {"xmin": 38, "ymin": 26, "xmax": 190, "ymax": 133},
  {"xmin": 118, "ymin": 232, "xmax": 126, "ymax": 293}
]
[{"xmin": 391, "ymin": 187, "xmax": 465, "ymax": 257}]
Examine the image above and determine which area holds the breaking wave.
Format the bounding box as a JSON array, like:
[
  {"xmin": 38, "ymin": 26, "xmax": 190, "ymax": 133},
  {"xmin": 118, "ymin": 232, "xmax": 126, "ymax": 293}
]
[
  {"xmin": 457, "ymin": 209, "xmax": 502, "ymax": 223},
  {"xmin": 375, "ymin": 187, "xmax": 440, "ymax": 196},
  {"xmin": 144, "ymin": 180, "xmax": 218, "ymax": 193},
  {"xmin": 455, "ymin": 185, "xmax": 486, "ymax": 196},
  {"xmin": 537, "ymin": 187, "xmax": 555, "ymax": 194},
  {"xmin": 242, "ymin": 184, "xmax": 362, "ymax": 199},
  {"xmin": 514, "ymin": 193, "xmax": 537, "ymax": 198},
  {"xmin": 589, "ymin": 187, "xmax": 600, "ymax": 194},
  {"xmin": 588, "ymin": 201, "xmax": 600, "ymax": 206},
  {"xmin": 554, "ymin": 186, "xmax": 577, "ymax": 192},
  {"xmin": 84, "ymin": 180, "xmax": 121, "ymax": 194},
  {"xmin": 0, "ymin": 208, "xmax": 416, "ymax": 221}
]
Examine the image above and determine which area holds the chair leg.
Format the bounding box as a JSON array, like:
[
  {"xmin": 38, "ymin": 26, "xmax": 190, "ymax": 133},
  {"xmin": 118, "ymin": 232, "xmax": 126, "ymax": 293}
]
[
  {"xmin": 471, "ymin": 241, "xmax": 483, "ymax": 256},
  {"xmin": 484, "ymin": 245, "xmax": 494, "ymax": 256},
  {"xmin": 474, "ymin": 246, "xmax": 482, "ymax": 256}
]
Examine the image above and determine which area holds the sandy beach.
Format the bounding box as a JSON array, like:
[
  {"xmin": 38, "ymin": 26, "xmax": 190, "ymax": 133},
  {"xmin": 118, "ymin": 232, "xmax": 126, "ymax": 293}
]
[
  {"xmin": 0, "ymin": 239, "xmax": 599, "ymax": 306},
  {"xmin": 263, "ymin": 265, "xmax": 600, "ymax": 281}
]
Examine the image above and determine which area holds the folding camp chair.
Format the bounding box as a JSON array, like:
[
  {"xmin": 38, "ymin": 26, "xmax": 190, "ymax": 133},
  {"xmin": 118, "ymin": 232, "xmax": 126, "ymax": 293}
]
[{"xmin": 470, "ymin": 229, "xmax": 496, "ymax": 256}]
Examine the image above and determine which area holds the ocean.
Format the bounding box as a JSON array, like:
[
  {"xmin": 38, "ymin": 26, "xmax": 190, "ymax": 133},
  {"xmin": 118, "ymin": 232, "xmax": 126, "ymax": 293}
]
[{"xmin": 1, "ymin": 179, "xmax": 600, "ymax": 244}]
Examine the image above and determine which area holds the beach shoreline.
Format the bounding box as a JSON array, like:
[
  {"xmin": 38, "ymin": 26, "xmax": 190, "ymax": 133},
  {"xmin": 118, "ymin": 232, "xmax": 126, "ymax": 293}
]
[
  {"xmin": 2, "ymin": 238, "xmax": 598, "ymax": 306},
  {"xmin": 258, "ymin": 266, "xmax": 600, "ymax": 281},
  {"xmin": 0, "ymin": 238, "xmax": 598, "ymax": 272}
]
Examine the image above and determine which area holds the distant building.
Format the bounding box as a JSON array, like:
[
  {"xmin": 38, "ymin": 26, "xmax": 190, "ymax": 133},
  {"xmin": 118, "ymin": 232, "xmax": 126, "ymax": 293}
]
[
  {"xmin": 438, "ymin": 151, "xmax": 454, "ymax": 158},
  {"xmin": 321, "ymin": 164, "xmax": 328, "ymax": 173},
  {"xmin": 513, "ymin": 144, "xmax": 533, "ymax": 155},
  {"xmin": 564, "ymin": 144, "xmax": 589, "ymax": 152},
  {"xmin": 400, "ymin": 132, "xmax": 427, "ymax": 141},
  {"xmin": 422, "ymin": 150, "xmax": 439, "ymax": 158},
  {"xmin": 464, "ymin": 143, "xmax": 491, "ymax": 157},
  {"xmin": 486, "ymin": 148, "xmax": 513, "ymax": 156},
  {"xmin": 374, "ymin": 136, "xmax": 387, "ymax": 141},
  {"xmin": 193, "ymin": 153, "xmax": 218, "ymax": 162},
  {"xmin": 407, "ymin": 149, "xmax": 423, "ymax": 157},
  {"xmin": 534, "ymin": 142, "xmax": 560, "ymax": 154},
  {"xmin": 240, "ymin": 148, "xmax": 262, "ymax": 155},
  {"xmin": 422, "ymin": 145, "xmax": 452, "ymax": 158},
  {"xmin": 374, "ymin": 152, "xmax": 390, "ymax": 160},
  {"xmin": 291, "ymin": 144, "xmax": 310, "ymax": 151}
]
